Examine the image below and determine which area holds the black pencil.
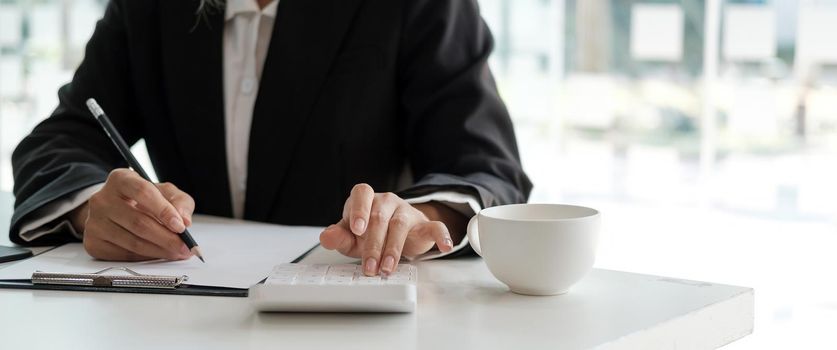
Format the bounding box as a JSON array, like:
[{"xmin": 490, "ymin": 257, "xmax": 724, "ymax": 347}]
[{"xmin": 85, "ymin": 98, "xmax": 205, "ymax": 263}]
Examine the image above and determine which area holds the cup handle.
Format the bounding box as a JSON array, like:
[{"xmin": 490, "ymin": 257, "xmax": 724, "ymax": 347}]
[{"xmin": 466, "ymin": 215, "xmax": 482, "ymax": 256}]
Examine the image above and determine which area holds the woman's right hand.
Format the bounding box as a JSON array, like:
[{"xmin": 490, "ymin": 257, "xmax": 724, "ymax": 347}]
[{"xmin": 69, "ymin": 168, "xmax": 196, "ymax": 261}]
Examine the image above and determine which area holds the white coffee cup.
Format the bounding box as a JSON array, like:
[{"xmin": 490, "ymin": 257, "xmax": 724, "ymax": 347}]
[{"xmin": 467, "ymin": 204, "xmax": 600, "ymax": 296}]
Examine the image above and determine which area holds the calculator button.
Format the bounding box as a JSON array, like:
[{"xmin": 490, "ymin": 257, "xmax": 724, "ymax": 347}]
[
  {"xmin": 274, "ymin": 264, "xmax": 302, "ymax": 272},
  {"xmin": 266, "ymin": 276, "xmax": 295, "ymax": 285},
  {"xmin": 305, "ymin": 264, "xmax": 329, "ymax": 273},
  {"xmin": 271, "ymin": 271, "xmax": 298, "ymax": 278},
  {"xmin": 326, "ymin": 269, "xmax": 353, "ymax": 277},
  {"xmin": 297, "ymin": 276, "xmax": 324, "ymax": 285},
  {"xmin": 355, "ymin": 275, "xmax": 381, "ymax": 283},
  {"xmin": 324, "ymin": 276, "xmax": 353, "ymax": 285},
  {"xmin": 330, "ymin": 264, "xmax": 360, "ymax": 272},
  {"xmin": 355, "ymin": 275, "xmax": 381, "ymax": 285},
  {"xmin": 299, "ymin": 272, "xmax": 324, "ymax": 278}
]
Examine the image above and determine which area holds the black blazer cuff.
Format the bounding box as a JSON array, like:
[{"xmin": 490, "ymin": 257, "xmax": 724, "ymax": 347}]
[{"xmin": 10, "ymin": 165, "xmax": 108, "ymax": 245}]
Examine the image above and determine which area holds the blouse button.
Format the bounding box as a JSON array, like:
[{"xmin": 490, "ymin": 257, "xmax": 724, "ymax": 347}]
[{"xmin": 241, "ymin": 78, "xmax": 256, "ymax": 95}]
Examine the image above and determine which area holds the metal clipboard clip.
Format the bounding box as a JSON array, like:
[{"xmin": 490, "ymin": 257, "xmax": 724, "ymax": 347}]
[{"xmin": 31, "ymin": 267, "xmax": 188, "ymax": 289}]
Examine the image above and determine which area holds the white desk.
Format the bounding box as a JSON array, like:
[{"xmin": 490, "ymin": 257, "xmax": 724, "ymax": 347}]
[{"xmin": 0, "ymin": 192, "xmax": 753, "ymax": 349}]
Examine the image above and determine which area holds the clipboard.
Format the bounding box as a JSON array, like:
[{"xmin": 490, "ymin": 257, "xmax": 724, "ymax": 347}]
[
  {"xmin": 0, "ymin": 242, "xmax": 318, "ymax": 298},
  {"xmin": 0, "ymin": 268, "xmax": 248, "ymax": 297},
  {"xmin": 0, "ymin": 216, "xmax": 323, "ymax": 297},
  {"xmin": 0, "ymin": 278, "xmax": 249, "ymax": 297}
]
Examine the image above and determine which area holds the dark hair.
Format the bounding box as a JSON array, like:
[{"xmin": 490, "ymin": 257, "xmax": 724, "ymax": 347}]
[
  {"xmin": 198, "ymin": 0, "xmax": 225, "ymax": 14},
  {"xmin": 194, "ymin": 0, "xmax": 224, "ymax": 30}
]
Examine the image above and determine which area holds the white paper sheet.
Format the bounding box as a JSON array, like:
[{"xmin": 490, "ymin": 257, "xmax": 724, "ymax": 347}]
[{"xmin": 0, "ymin": 215, "xmax": 323, "ymax": 289}]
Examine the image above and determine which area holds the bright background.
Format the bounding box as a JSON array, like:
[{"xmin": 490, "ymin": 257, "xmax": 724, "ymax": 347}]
[{"xmin": 1, "ymin": 0, "xmax": 836, "ymax": 348}]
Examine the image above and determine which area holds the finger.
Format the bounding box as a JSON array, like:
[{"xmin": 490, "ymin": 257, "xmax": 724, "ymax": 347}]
[
  {"xmin": 107, "ymin": 199, "xmax": 190, "ymax": 259},
  {"xmin": 404, "ymin": 221, "xmax": 453, "ymax": 257},
  {"xmin": 362, "ymin": 194, "xmax": 399, "ymax": 275},
  {"xmin": 346, "ymin": 183, "xmax": 375, "ymax": 235},
  {"xmin": 319, "ymin": 223, "xmax": 361, "ymax": 257},
  {"xmin": 156, "ymin": 182, "xmax": 195, "ymax": 226},
  {"xmin": 84, "ymin": 235, "xmax": 151, "ymax": 262},
  {"xmin": 90, "ymin": 217, "xmax": 188, "ymax": 261},
  {"xmin": 109, "ymin": 169, "xmax": 186, "ymax": 233},
  {"xmin": 380, "ymin": 205, "xmax": 414, "ymax": 276}
]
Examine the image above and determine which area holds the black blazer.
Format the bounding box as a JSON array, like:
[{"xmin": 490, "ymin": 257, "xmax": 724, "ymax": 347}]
[{"xmin": 9, "ymin": 0, "xmax": 532, "ymax": 245}]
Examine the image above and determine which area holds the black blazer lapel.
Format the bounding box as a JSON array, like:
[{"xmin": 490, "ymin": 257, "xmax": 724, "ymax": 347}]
[
  {"xmin": 244, "ymin": 0, "xmax": 364, "ymax": 221},
  {"xmin": 159, "ymin": 2, "xmax": 232, "ymax": 217}
]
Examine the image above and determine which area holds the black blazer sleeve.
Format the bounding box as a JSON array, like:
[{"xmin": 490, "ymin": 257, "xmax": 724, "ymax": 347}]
[
  {"xmin": 9, "ymin": 2, "xmax": 139, "ymax": 245},
  {"xmin": 396, "ymin": 0, "xmax": 532, "ymax": 208}
]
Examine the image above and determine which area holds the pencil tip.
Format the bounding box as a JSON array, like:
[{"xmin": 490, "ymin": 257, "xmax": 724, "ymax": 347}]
[{"xmin": 191, "ymin": 246, "xmax": 205, "ymax": 263}]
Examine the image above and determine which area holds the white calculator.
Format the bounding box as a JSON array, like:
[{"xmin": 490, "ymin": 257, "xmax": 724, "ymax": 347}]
[{"xmin": 250, "ymin": 263, "xmax": 417, "ymax": 313}]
